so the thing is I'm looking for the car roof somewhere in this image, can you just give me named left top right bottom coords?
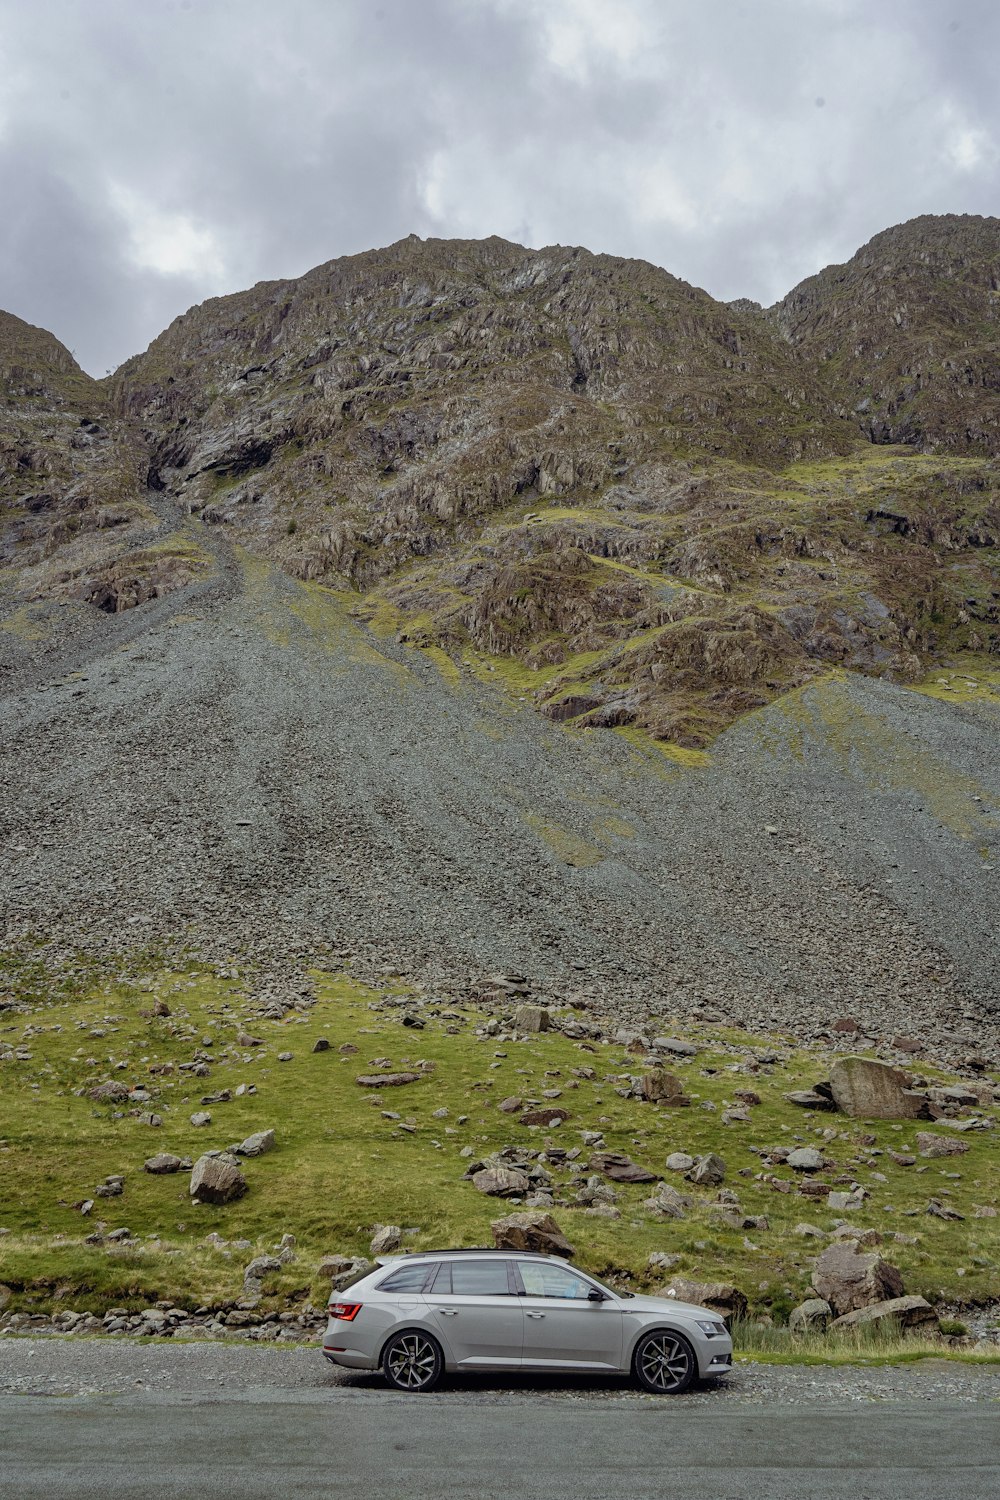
left=377, top=1249, right=571, bottom=1266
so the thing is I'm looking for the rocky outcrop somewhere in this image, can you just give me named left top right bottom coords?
left=811, top=1244, right=905, bottom=1317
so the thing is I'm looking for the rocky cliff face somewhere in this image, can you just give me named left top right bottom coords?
left=2, top=219, right=998, bottom=744
left=1, top=221, right=998, bottom=1032
left=775, top=213, right=1000, bottom=454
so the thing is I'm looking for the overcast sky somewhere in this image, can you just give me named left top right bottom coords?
left=1, top=0, right=997, bottom=374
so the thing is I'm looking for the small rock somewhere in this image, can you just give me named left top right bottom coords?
left=143, top=1154, right=187, bottom=1175
left=190, top=1111, right=212, bottom=1128
left=312, top=1038, right=331, bottom=1053
left=665, top=1152, right=695, bottom=1172
left=355, top=1072, right=421, bottom=1088
left=237, top=1129, right=276, bottom=1157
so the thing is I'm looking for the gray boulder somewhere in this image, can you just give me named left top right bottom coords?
left=789, top=1298, right=832, bottom=1333
left=643, top=1185, right=690, bottom=1220
left=916, top=1132, right=969, bottom=1159
left=473, top=1166, right=530, bottom=1197
left=812, top=1243, right=905, bottom=1317
left=787, top=1148, right=825, bottom=1171
left=686, top=1153, right=726, bottom=1187
left=831, top=1296, right=938, bottom=1333
left=189, top=1153, right=247, bottom=1205
left=237, top=1129, right=276, bottom=1157
left=665, top=1152, right=695, bottom=1172
left=143, top=1153, right=188, bottom=1174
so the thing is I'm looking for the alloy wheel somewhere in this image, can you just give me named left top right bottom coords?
left=384, top=1332, right=441, bottom=1392
left=635, top=1331, right=695, bottom=1394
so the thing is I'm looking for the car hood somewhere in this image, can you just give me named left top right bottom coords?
left=614, top=1295, right=717, bottom=1321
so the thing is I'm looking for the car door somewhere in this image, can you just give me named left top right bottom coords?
left=422, top=1258, right=524, bottom=1368
left=515, top=1261, right=623, bottom=1369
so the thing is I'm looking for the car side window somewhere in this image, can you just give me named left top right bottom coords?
left=376, top=1262, right=436, bottom=1293
left=518, top=1263, right=594, bottom=1299
left=435, top=1260, right=512, bottom=1296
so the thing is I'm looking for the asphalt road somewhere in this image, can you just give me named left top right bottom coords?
left=3, top=1384, right=999, bottom=1500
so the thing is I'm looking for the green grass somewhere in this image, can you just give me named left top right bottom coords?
left=730, top=1317, right=997, bottom=1366
left=1, top=962, right=998, bottom=1338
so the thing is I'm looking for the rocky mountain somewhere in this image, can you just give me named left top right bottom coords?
left=1, top=216, right=998, bottom=1045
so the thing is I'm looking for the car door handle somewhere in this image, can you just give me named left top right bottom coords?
left=525, top=1311, right=546, bottom=1319
left=436, top=1307, right=458, bottom=1316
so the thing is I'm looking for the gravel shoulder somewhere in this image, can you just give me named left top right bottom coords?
left=1, top=1334, right=999, bottom=1407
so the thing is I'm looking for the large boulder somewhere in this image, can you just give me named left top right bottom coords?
left=472, top=1166, right=530, bottom=1197
left=491, top=1211, right=574, bottom=1257
left=830, top=1296, right=938, bottom=1333
left=640, top=1070, right=690, bottom=1106
left=663, top=1277, right=747, bottom=1324
left=189, top=1152, right=247, bottom=1205
left=812, top=1243, right=905, bottom=1317
left=515, top=1004, right=550, bottom=1033
left=829, top=1058, right=927, bottom=1119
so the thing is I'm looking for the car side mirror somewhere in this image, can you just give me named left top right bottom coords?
left=587, top=1289, right=607, bottom=1302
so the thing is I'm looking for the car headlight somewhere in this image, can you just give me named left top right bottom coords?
left=696, top=1319, right=727, bottom=1338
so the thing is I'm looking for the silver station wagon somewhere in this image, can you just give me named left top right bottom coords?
left=322, top=1249, right=733, bottom=1393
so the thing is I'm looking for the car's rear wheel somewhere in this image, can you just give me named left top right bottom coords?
left=632, top=1329, right=697, bottom=1395
left=381, top=1330, right=444, bottom=1393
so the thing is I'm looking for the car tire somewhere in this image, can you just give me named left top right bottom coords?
left=631, top=1328, right=697, bottom=1395
left=381, top=1329, right=444, bottom=1393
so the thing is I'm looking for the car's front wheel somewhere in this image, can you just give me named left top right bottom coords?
left=381, top=1330, right=444, bottom=1393
left=632, top=1329, right=697, bottom=1395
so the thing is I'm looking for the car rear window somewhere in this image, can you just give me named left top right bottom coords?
left=433, top=1259, right=512, bottom=1296
left=376, top=1262, right=436, bottom=1293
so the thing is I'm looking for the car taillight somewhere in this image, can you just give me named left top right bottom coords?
left=328, top=1301, right=362, bottom=1321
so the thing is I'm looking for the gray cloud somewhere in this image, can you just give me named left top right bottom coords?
left=0, top=0, right=997, bottom=373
